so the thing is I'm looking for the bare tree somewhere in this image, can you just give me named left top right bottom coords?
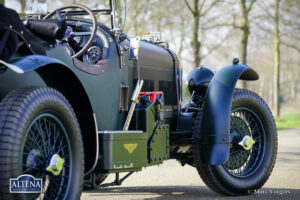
left=256, top=0, right=300, bottom=117
left=124, top=1, right=150, bottom=36
left=280, top=1, right=300, bottom=52
left=18, top=0, right=26, bottom=13
left=273, top=0, right=281, bottom=118
left=238, top=0, right=256, bottom=88
left=184, top=0, right=220, bottom=68
left=149, top=0, right=189, bottom=59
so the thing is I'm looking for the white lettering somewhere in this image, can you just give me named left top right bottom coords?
left=30, top=181, right=35, bottom=187
left=11, top=181, right=17, bottom=188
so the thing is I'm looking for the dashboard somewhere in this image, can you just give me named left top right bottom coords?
left=64, top=21, right=110, bottom=65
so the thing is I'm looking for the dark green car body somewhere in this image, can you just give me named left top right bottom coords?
left=0, top=18, right=182, bottom=174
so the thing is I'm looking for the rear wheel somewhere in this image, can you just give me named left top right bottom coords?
left=0, top=87, right=84, bottom=200
left=193, top=89, right=277, bottom=195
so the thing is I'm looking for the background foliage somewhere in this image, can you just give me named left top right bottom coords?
left=2, top=0, right=300, bottom=127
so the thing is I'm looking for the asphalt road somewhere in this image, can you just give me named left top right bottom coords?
left=81, top=128, right=300, bottom=200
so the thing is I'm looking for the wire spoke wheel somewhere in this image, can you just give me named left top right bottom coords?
left=0, top=87, right=84, bottom=200
left=223, top=108, right=265, bottom=178
left=21, top=114, right=72, bottom=200
left=193, top=89, right=277, bottom=196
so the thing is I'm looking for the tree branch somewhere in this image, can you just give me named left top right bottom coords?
left=254, top=21, right=272, bottom=33
left=232, top=14, right=242, bottom=29
left=257, top=2, right=274, bottom=19
left=199, top=0, right=206, bottom=15
left=249, top=14, right=270, bottom=23
left=281, top=33, right=300, bottom=41
left=201, top=0, right=220, bottom=17
left=201, top=29, right=234, bottom=60
left=202, top=22, right=236, bottom=30
left=184, top=0, right=196, bottom=15
left=247, top=0, right=257, bottom=13
left=282, top=42, right=300, bottom=52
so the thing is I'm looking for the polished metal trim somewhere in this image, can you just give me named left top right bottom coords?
left=84, top=113, right=100, bottom=177
left=123, top=79, right=144, bottom=131
left=98, top=130, right=143, bottom=134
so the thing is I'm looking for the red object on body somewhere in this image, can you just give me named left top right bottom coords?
left=139, top=92, right=163, bottom=101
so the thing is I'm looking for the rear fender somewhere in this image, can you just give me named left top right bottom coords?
left=200, top=64, right=258, bottom=165
left=0, top=55, right=68, bottom=73
left=0, top=55, right=99, bottom=176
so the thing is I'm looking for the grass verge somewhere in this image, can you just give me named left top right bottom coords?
left=276, top=113, right=300, bottom=130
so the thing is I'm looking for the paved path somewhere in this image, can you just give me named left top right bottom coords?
left=81, top=128, right=300, bottom=200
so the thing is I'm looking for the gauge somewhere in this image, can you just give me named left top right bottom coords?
left=83, top=46, right=103, bottom=64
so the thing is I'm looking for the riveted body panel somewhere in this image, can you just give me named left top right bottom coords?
left=98, top=131, right=148, bottom=173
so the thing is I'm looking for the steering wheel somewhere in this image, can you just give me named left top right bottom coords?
left=43, top=5, right=98, bottom=59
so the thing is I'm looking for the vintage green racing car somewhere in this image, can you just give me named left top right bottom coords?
left=0, top=0, right=277, bottom=199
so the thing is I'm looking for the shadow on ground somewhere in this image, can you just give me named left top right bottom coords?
left=83, top=186, right=300, bottom=200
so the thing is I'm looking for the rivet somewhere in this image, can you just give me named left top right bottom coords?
left=20, top=31, right=23, bottom=34
left=28, top=44, right=31, bottom=48
left=9, top=25, right=12, bottom=28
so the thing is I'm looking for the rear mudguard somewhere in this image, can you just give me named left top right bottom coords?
left=200, top=64, right=258, bottom=165
left=0, top=55, right=68, bottom=73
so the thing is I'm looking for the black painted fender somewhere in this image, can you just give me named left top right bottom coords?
left=0, top=55, right=68, bottom=73
left=200, top=64, right=259, bottom=165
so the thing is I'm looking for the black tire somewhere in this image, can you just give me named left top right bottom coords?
left=193, top=89, right=277, bottom=196
left=0, top=87, right=84, bottom=200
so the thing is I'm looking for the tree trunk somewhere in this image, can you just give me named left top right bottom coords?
left=132, top=2, right=140, bottom=35
left=178, top=17, right=186, bottom=58
left=192, top=0, right=201, bottom=68
left=19, top=0, right=26, bottom=13
left=273, top=0, right=281, bottom=118
left=240, top=0, right=250, bottom=88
